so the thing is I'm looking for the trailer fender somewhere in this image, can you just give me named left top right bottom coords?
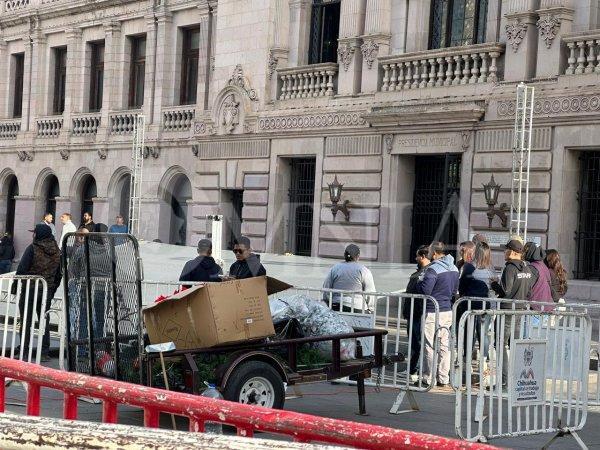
left=218, top=351, right=289, bottom=391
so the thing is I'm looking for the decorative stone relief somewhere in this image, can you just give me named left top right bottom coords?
left=326, top=136, right=382, bottom=156
left=497, top=94, right=600, bottom=117
left=143, top=146, right=160, bottom=159
left=243, top=122, right=255, bottom=134
left=259, top=112, right=367, bottom=131
left=337, top=43, right=355, bottom=72
left=505, top=19, right=527, bottom=52
left=360, top=40, right=379, bottom=70
left=228, top=64, right=257, bottom=101
left=194, top=121, right=206, bottom=135
left=461, top=131, right=471, bottom=151
left=537, top=14, right=561, bottom=49
left=221, top=94, right=240, bottom=134
left=191, top=144, right=199, bottom=157
left=210, top=56, right=215, bottom=73
left=97, top=148, right=108, bottom=160
left=268, top=50, right=278, bottom=80
left=383, top=134, right=394, bottom=154
left=17, top=150, right=33, bottom=161
left=60, top=149, right=69, bottom=160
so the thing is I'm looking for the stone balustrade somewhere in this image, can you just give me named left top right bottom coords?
left=72, top=113, right=101, bottom=136
left=2, top=0, right=30, bottom=12
left=277, top=63, right=338, bottom=100
left=109, top=110, right=141, bottom=135
left=162, top=106, right=195, bottom=132
left=0, top=120, right=20, bottom=140
left=36, top=117, right=63, bottom=138
left=379, top=43, right=505, bottom=92
left=563, top=31, right=600, bottom=75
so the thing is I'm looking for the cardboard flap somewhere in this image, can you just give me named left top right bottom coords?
left=265, top=276, right=293, bottom=295
left=142, top=283, right=207, bottom=312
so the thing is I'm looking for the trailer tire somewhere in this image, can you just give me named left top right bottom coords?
left=223, top=360, right=285, bottom=409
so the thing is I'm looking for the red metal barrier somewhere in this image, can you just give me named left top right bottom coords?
left=0, top=358, right=494, bottom=449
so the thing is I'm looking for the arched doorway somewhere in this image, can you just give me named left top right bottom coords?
left=116, top=174, right=131, bottom=223
left=43, top=174, right=59, bottom=219
left=80, top=175, right=97, bottom=223
left=4, top=175, right=18, bottom=236
left=161, top=174, right=192, bottom=246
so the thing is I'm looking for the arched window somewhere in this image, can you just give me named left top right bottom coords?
left=44, top=175, right=60, bottom=219
left=429, top=0, right=488, bottom=49
left=5, top=176, right=18, bottom=236
left=309, top=0, right=341, bottom=64
left=81, top=175, right=97, bottom=222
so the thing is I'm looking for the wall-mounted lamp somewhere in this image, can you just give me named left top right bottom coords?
left=328, top=175, right=350, bottom=221
left=483, top=175, right=509, bottom=228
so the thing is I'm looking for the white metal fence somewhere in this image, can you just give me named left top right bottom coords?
left=0, top=276, right=49, bottom=366
left=453, top=305, right=591, bottom=448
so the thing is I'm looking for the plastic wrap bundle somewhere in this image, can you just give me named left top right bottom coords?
left=270, top=294, right=355, bottom=361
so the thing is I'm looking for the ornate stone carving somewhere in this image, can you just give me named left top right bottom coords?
left=505, top=19, right=527, bottom=52
left=337, top=43, right=355, bottom=71
left=17, top=150, right=33, bottom=161
left=221, top=94, right=240, bottom=134
left=268, top=50, right=278, bottom=80
left=361, top=40, right=379, bottom=70
left=210, top=56, right=215, bottom=73
left=243, top=123, right=255, bottom=134
left=191, top=144, right=199, bottom=157
left=383, top=134, right=394, bottom=154
left=143, top=146, right=160, bottom=159
left=228, top=64, right=257, bottom=101
left=194, top=121, right=206, bottom=135
left=461, top=131, right=471, bottom=151
left=537, top=14, right=561, bottom=49
left=97, top=148, right=108, bottom=160
left=60, top=148, right=69, bottom=160
left=259, top=112, right=367, bottom=131
left=497, top=94, right=600, bottom=117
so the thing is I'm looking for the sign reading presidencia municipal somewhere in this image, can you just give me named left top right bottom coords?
left=510, top=340, right=547, bottom=406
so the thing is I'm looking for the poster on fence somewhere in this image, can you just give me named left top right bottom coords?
left=509, top=340, right=547, bottom=406
left=542, top=326, right=584, bottom=382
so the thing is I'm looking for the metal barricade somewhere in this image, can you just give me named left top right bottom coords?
left=0, top=276, right=48, bottom=366
left=454, top=308, right=591, bottom=448
left=275, top=286, right=441, bottom=414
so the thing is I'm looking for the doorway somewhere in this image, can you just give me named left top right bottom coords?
left=288, top=158, right=316, bottom=256
left=410, top=154, right=461, bottom=259
left=167, top=175, right=192, bottom=245
left=44, top=175, right=60, bottom=219
left=4, top=175, right=18, bottom=236
left=223, top=189, right=243, bottom=250
left=80, top=175, right=97, bottom=224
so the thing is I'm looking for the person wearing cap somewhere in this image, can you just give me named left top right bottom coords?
left=16, top=224, right=62, bottom=361
left=180, top=239, right=223, bottom=283
left=415, top=241, right=459, bottom=388
left=229, top=236, right=266, bottom=280
left=322, top=244, right=376, bottom=313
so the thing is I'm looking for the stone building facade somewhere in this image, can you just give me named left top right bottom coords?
left=0, top=0, right=599, bottom=294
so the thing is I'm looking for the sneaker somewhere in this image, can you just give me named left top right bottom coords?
left=409, top=373, right=419, bottom=383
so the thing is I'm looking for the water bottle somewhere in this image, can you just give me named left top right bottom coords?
left=201, top=382, right=223, bottom=434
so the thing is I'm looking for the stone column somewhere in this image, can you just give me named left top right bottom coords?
left=0, top=38, right=8, bottom=118
left=63, top=28, right=83, bottom=132
left=196, top=5, right=211, bottom=112
left=207, top=1, right=218, bottom=108
left=337, top=0, right=366, bottom=96
left=150, top=9, right=173, bottom=133
left=143, top=14, right=157, bottom=124
left=92, top=197, right=109, bottom=226
left=361, top=0, right=391, bottom=93
left=288, top=0, right=311, bottom=66
left=21, top=37, right=34, bottom=132
left=139, top=198, right=161, bottom=242
left=101, top=22, right=122, bottom=137
left=54, top=196, right=73, bottom=241
left=12, top=195, right=36, bottom=258
left=405, top=0, right=431, bottom=52
left=503, top=1, right=540, bottom=81
left=535, top=2, right=574, bottom=77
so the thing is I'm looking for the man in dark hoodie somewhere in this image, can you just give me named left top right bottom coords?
left=0, top=233, right=15, bottom=274
left=229, top=236, right=266, bottom=279
left=16, top=224, right=62, bottom=361
left=416, top=241, right=459, bottom=388
left=180, top=239, right=223, bottom=283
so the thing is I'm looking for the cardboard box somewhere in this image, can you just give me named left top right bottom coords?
left=143, top=276, right=292, bottom=350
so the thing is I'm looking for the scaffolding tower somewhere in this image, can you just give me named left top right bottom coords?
left=510, top=83, right=535, bottom=242
left=128, top=115, right=145, bottom=237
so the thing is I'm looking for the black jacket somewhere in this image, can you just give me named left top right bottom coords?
left=229, top=254, right=266, bottom=280
left=179, top=256, right=223, bottom=283
left=16, top=238, right=62, bottom=292
left=402, top=265, right=427, bottom=320
left=491, top=259, right=537, bottom=307
left=0, top=236, right=15, bottom=261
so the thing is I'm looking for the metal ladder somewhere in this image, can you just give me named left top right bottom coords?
left=128, top=115, right=145, bottom=237
left=510, top=83, right=535, bottom=242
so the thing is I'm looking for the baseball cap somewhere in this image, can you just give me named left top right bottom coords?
left=504, top=239, right=524, bottom=253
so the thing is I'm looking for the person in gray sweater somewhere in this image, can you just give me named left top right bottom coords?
left=322, top=244, right=376, bottom=313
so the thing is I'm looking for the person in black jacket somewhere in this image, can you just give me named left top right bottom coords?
left=0, top=233, right=15, bottom=274
left=229, top=236, right=266, bottom=279
left=16, top=224, right=62, bottom=361
left=402, top=245, right=430, bottom=381
left=180, top=239, right=223, bottom=283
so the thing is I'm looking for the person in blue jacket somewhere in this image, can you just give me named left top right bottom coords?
left=416, top=241, right=459, bottom=388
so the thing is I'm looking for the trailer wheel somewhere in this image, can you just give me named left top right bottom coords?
left=223, top=360, right=285, bottom=409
